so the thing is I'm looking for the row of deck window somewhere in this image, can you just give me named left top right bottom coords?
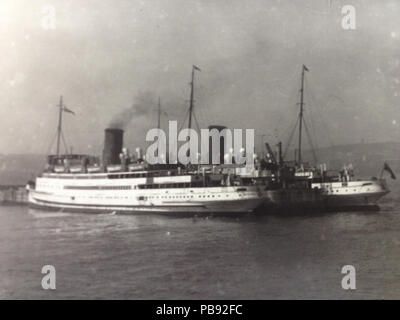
left=64, top=185, right=131, bottom=190
left=62, top=183, right=205, bottom=190
left=43, top=170, right=187, bottom=180
left=69, top=194, right=231, bottom=200
left=137, top=182, right=203, bottom=189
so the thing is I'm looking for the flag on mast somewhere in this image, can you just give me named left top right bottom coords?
left=193, top=65, right=201, bottom=71
left=383, top=162, right=396, bottom=179
left=63, top=106, right=75, bottom=115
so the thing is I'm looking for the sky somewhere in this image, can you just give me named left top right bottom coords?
left=0, top=0, right=399, bottom=156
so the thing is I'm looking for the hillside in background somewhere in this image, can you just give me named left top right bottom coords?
left=0, top=141, right=399, bottom=185
left=302, top=141, right=400, bottom=178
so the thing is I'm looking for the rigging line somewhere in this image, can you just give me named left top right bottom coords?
left=193, top=104, right=202, bottom=127
left=46, top=131, right=58, bottom=155
left=307, top=108, right=320, bottom=152
left=61, top=108, right=72, bottom=151
left=303, top=116, right=317, bottom=151
left=195, top=100, right=207, bottom=129
left=178, top=107, right=190, bottom=132
left=280, top=96, right=302, bottom=147
left=303, top=80, right=322, bottom=146
left=303, top=117, right=318, bottom=164
left=283, top=116, right=300, bottom=159
left=46, top=106, right=62, bottom=155
left=274, top=92, right=300, bottom=140
left=61, top=116, right=73, bottom=153
left=282, top=66, right=313, bottom=160
left=312, top=96, right=335, bottom=148
left=169, top=102, right=190, bottom=155
left=279, top=88, right=302, bottom=148
left=305, top=76, right=335, bottom=147
left=302, top=84, right=320, bottom=152
left=287, top=73, right=303, bottom=105
left=192, top=111, right=201, bottom=132
left=281, top=109, right=300, bottom=142
left=60, top=130, right=69, bottom=154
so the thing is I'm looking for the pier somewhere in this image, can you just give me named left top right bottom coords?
left=0, top=185, right=28, bottom=205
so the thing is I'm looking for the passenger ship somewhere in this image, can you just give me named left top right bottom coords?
left=28, top=93, right=264, bottom=215
left=28, top=167, right=264, bottom=215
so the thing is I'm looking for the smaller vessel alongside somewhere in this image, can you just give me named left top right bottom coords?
left=243, top=144, right=391, bottom=213
left=302, top=166, right=390, bottom=210
left=254, top=65, right=392, bottom=212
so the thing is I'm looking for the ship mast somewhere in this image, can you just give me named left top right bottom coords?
left=156, top=97, right=161, bottom=157
left=55, top=95, right=75, bottom=156
left=56, top=95, right=64, bottom=156
left=188, top=65, right=201, bottom=131
left=297, top=65, right=308, bottom=164
left=157, top=97, right=161, bottom=131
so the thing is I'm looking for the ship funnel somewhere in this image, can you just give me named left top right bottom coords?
left=103, top=128, right=124, bottom=166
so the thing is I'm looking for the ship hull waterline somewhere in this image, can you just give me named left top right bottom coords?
left=257, top=189, right=389, bottom=214
left=28, top=191, right=264, bottom=216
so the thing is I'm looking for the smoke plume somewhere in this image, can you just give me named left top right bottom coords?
left=109, top=91, right=156, bottom=129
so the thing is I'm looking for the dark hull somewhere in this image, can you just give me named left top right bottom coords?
left=259, top=189, right=387, bottom=214
left=322, top=191, right=389, bottom=208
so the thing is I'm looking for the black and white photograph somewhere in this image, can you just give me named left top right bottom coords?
left=0, top=0, right=400, bottom=304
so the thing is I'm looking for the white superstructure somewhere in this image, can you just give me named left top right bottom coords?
left=311, top=179, right=389, bottom=207
left=28, top=170, right=264, bottom=215
left=293, top=170, right=390, bottom=208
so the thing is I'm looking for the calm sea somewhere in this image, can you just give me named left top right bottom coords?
left=1, top=181, right=400, bottom=299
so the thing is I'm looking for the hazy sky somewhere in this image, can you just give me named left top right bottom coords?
left=1, top=0, right=399, bottom=155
